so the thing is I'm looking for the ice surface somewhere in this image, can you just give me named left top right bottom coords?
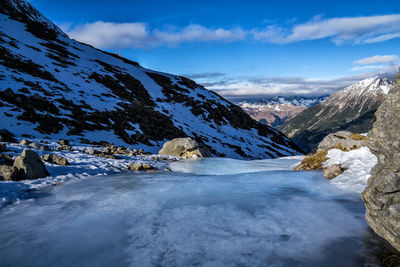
left=0, top=157, right=389, bottom=266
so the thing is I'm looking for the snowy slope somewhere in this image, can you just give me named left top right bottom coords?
left=0, top=0, right=301, bottom=159
left=280, top=77, right=392, bottom=153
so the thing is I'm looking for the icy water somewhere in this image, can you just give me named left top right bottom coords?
left=0, top=157, right=391, bottom=266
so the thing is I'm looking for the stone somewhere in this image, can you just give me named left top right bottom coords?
left=323, top=164, right=344, bottom=179
left=58, top=139, right=70, bottom=146
left=41, top=154, right=70, bottom=166
left=0, top=143, right=6, bottom=152
left=28, top=142, right=49, bottom=150
left=0, top=129, right=17, bottom=143
left=362, top=72, right=400, bottom=251
left=19, top=139, right=32, bottom=146
left=158, top=137, right=210, bottom=158
left=0, top=154, right=14, bottom=166
left=317, top=131, right=367, bottom=152
left=85, top=148, right=96, bottom=155
left=54, top=145, right=73, bottom=151
left=13, top=149, right=49, bottom=180
left=128, top=163, right=155, bottom=171
left=0, top=165, right=18, bottom=181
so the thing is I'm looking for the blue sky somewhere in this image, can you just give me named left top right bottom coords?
left=31, top=0, right=400, bottom=97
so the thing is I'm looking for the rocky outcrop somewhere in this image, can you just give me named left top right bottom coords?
left=41, top=154, right=69, bottom=166
left=13, top=149, right=49, bottom=180
left=158, top=138, right=211, bottom=158
left=362, top=72, right=400, bottom=251
left=317, top=131, right=367, bottom=152
left=0, top=129, right=16, bottom=143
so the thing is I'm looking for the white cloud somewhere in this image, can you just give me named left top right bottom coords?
left=353, top=55, right=399, bottom=65
left=252, top=14, right=400, bottom=45
left=66, top=21, right=246, bottom=49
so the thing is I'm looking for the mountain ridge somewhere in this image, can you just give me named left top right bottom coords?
left=280, top=77, right=392, bottom=153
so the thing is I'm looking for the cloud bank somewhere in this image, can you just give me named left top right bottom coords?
left=64, top=14, right=400, bottom=49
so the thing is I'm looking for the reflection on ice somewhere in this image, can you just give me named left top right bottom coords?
left=0, top=157, right=393, bottom=266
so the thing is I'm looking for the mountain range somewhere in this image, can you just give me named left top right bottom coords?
left=0, top=0, right=302, bottom=159
left=280, top=77, right=392, bottom=153
left=238, top=95, right=328, bottom=128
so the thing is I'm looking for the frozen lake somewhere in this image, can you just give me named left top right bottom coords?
left=0, top=157, right=392, bottom=266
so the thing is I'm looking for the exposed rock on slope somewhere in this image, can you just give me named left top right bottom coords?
left=0, top=0, right=301, bottom=159
left=280, top=77, right=392, bottom=153
left=362, top=72, right=400, bottom=251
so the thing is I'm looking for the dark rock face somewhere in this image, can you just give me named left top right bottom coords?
left=362, top=73, right=400, bottom=251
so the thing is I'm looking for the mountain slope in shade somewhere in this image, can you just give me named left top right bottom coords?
left=0, top=0, right=301, bottom=159
left=280, top=77, right=393, bottom=153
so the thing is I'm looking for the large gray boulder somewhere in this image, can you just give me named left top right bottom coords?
left=158, top=137, right=211, bottom=158
left=13, top=149, right=49, bottom=180
left=362, top=72, right=400, bottom=251
left=317, top=131, right=366, bottom=152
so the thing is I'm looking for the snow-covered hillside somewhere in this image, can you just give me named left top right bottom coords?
left=0, top=0, right=301, bottom=159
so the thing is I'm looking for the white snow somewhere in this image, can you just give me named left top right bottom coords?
left=323, top=147, right=377, bottom=193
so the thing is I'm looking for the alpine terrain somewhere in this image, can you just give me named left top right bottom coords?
left=280, top=77, right=392, bottom=153
left=238, top=95, right=328, bottom=128
left=0, top=0, right=301, bottom=159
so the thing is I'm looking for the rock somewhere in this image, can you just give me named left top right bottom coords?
left=158, top=137, right=211, bottom=158
left=19, top=139, right=32, bottom=146
left=58, top=139, right=70, bottom=146
left=0, top=129, right=17, bottom=143
left=28, top=142, right=49, bottom=151
left=317, top=131, right=367, bottom=152
left=323, top=164, right=344, bottom=179
left=128, top=163, right=155, bottom=171
left=54, top=145, right=73, bottom=151
left=41, top=154, right=70, bottom=166
left=13, top=149, right=49, bottom=180
left=0, top=143, right=6, bottom=152
left=0, top=165, right=18, bottom=181
left=362, top=72, right=400, bottom=251
left=85, top=148, right=96, bottom=155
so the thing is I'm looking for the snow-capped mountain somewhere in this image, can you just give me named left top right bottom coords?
left=0, top=0, right=301, bottom=159
left=237, top=95, right=328, bottom=128
left=280, top=77, right=393, bottom=153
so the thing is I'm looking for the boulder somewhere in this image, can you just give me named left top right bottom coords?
left=54, top=145, right=73, bottom=151
left=128, top=163, right=155, bottom=171
left=0, top=165, right=18, bottom=181
left=0, top=154, right=14, bottom=166
left=84, top=148, right=96, bottom=155
left=19, top=139, right=32, bottom=146
left=323, top=164, right=344, bottom=179
left=58, top=139, right=70, bottom=146
left=317, top=131, right=367, bottom=152
left=362, top=72, right=400, bottom=251
left=0, top=129, right=17, bottom=143
left=41, top=154, right=70, bottom=166
left=158, top=137, right=210, bottom=158
left=28, top=142, right=49, bottom=151
left=13, top=149, right=49, bottom=180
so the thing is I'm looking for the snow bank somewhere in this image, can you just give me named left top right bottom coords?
left=0, top=141, right=173, bottom=206
left=323, top=147, right=377, bottom=193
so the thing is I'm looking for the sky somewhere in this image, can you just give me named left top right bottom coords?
left=30, top=0, right=400, bottom=98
